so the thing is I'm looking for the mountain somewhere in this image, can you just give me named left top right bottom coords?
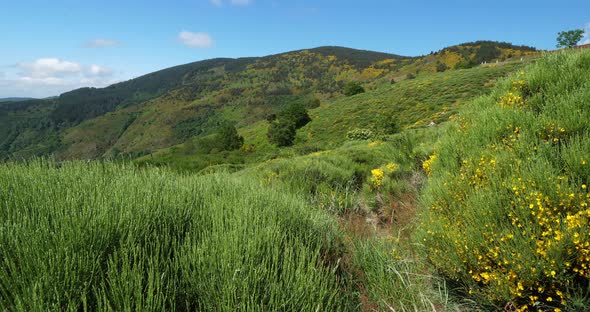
left=0, top=42, right=538, bottom=162
left=0, top=97, right=36, bottom=103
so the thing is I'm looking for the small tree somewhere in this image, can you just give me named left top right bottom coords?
left=267, top=121, right=296, bottom=147
left=344, top=82, right=365, bottom=96
left=279, top=102, right=311, bottom=128
left=217, top=124, right=244, bottom=151
left=557, top=29, right=584, bottom=48
left=266, top=102, right=311, bottom=147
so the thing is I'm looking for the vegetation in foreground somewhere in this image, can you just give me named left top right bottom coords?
left=418, top=50, right=590, bottom=310
left=0, top=160, right=355, bottom=310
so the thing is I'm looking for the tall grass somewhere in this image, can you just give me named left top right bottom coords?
left=0, top=159, right=356, bottom=311
left=350, top=238, right=454, bottom=311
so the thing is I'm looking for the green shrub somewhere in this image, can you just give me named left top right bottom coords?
left=454, top=59, right=476, bottom=69
left=279, top=102, right=311, bottom=129
left=267, top=102, right=312, bottom=147
left=417, top=50, right=590, bottom=310
left=436, top=61, right=449, bottom=72
left=216, top=124, right=244, bottom=151
left=267, top=120, right=296, bottom=146
left=343, top=81, right=365, bottom=96
left=347, top=128, right=374, bottom=141
left=375, top=113, right=400, bottom=135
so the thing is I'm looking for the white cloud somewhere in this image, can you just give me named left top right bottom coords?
left=1, top=58, right=117, bottom=98
left=210, top=0, right=252, bottom=6
left=582, top=23, right=590, bottom=45
left=18, top=58, right=82, bottom=78
left=88, top=64, right=113, bottom=76
left=178, top=31, right=213, bottom=48
left=86, top=38, right=120, bottom=48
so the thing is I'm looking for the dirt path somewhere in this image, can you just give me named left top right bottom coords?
left=337, top=185, right=423, bottom=312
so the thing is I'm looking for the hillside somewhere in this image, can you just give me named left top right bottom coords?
left=418, top=49, right=590, bottom=310
left=9, top=33, right=590, bottom=310
left=138, top=60, right=527, bottom=172
left=4, top=49, right=589, bottom=311
left=0, top=42, right=537, bottom=162
left=0, top=97, right=36, bottom=103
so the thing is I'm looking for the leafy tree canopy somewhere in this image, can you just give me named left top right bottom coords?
left=343, top=82, right=365, bottom=96
left=557, top=29, right=585, bottom=48
left=267, top=102, right=312, bottom=147
left=267, top=121, right=296, bottom=147
left=216, top=124, right=244, bottom=151
left=279, top=102, right=312, bottom=129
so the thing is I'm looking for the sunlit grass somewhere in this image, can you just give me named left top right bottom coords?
left=0, top=159, right=356, bottom=311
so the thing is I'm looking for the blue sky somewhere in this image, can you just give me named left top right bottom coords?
left=1, top=0, right=589, bottom=98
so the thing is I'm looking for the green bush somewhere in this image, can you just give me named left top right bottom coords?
left=216, top=124, right=244, bottom=151
left=279, top=102, right=311, bottom=129
left=267, top=102, right=311, bottom=147
left=436, top=61, right=449, bottom=72
left=454, top=59, right=476, bottom=69
left=343, top=82, right=365, bottom=96
left=346, top=128, right=374, bottom=141
left=375, top=113, right=400, bottom=135
left=267, top=120, right=296, bottom=146
left=417, top=50, right=590, bottom=310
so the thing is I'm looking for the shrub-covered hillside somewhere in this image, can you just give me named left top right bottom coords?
left=0, top=42, right=538, bottom=163
left=137, top=60, right=527, bottom=172
left=418, top=49, right=590, bottom=310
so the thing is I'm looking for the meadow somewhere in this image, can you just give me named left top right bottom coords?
left=0, top=160, right=355, bottom=311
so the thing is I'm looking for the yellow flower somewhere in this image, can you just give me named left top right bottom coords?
left=386, top=163, right=398, bottom=172
left=371, top=168, right=384, bottom=188
left=423, top=154, right=437, bottom=176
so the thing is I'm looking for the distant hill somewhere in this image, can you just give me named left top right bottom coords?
left=0, top=42, right=540, bottom=162
left=0, top=97, right=36, bottom=103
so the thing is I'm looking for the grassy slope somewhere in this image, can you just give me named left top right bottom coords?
left=418, top=49, right=590, bottom=310
left=139, top=60, right=528, bottom=172
left=301, top=61, right=526, bottom=146
left=0, top=160, right=356, bottom=311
